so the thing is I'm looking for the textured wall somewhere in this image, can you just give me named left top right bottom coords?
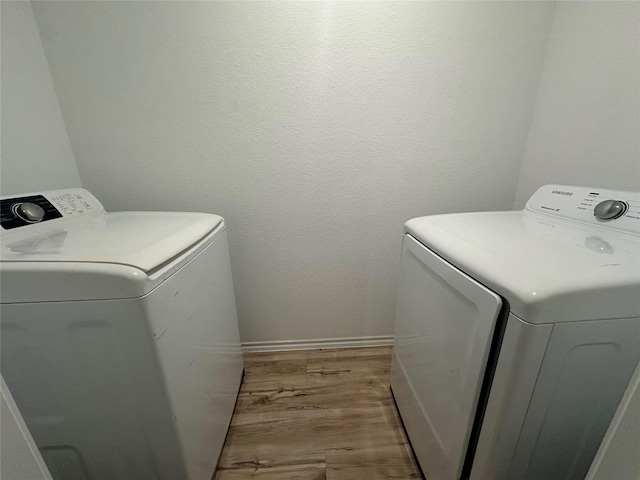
left=514, top=1, right=640, bottom=208
left=0, top=1, right=80, bottom=196
left=33, top=1, right=554, bottom=343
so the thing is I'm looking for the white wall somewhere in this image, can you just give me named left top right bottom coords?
left=514, top=1, right=640, bottom=208
left=0, top=1, right=80, bottom=196
left=32, top=1, right=555, bottom=344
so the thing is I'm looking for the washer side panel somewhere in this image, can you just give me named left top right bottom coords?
left=0, top=298, right=187, bottom=480
left=145, top=229, right=244, bottom=480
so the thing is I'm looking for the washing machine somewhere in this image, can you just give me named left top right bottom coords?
left=0, top=188, right=244, bottom=480
left=390, top=184, right=640, bottom=480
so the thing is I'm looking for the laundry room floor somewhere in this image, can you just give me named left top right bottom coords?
left=215, top=346, right=423, bottom=479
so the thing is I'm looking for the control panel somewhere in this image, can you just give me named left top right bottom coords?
left=0, top=188, right=104, bottom=231
left=526, top=184, right=640, bottom=235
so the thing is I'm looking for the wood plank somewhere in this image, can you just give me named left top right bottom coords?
left=216, top=463, right=327, bottom=480
left=242, top=346, right=392, bottom=363
left=215, top=347, right=423, bottom=479
left=325, top=444, right=421, bottom=480
left=326, top=465, right=421, bottom=480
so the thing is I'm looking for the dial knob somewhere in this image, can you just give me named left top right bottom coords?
left=594, top=199, right=627, bottom=221
left=13, top=202, right=45, bottom=223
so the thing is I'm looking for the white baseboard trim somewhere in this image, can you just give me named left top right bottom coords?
left=241, top=335, right=394, bottom=353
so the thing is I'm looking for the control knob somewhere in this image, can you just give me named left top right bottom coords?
left=12, top=202, right=45, bottom=223
left=594, top=199, right=627, bottom=221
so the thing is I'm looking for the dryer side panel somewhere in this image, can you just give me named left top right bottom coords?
left=509, top=316, right=640, bottom=480
left=470, top=314, right=552, bottom=480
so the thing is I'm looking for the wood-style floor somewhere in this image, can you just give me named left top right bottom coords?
left=215, top=346, right=423, bottom=480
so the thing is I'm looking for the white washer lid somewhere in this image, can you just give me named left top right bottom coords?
left=405, top=210, right=640, bottom=324
left=1, top=211, right=222, bottom=273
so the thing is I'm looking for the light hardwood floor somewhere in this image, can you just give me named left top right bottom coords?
left=215, top=346, right=423, bottom=480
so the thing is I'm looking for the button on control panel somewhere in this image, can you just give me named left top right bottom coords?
left=526, top=185, right=640, bottom=235
left=49, top=192, right=97, bottom=217
left=0, top=188, right=104, bottom=231
left=1, top=195, right=62, bottom=229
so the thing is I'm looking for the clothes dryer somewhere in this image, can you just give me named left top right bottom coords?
left=0, top=188, right=243, bottom=480
left=391, top=184, right=640, bottom=480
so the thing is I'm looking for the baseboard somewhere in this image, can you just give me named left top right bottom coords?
left=241, top=335, right=394, bottom=353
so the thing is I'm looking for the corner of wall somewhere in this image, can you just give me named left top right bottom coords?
left=511, top=1, right=558, bottom=210
left=0, top=0, right=82, bottom=196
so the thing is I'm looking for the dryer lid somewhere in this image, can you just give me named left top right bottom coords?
left=0, top=211, right=223, bottom=273
left=405, top=210, right=640, bottom=324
